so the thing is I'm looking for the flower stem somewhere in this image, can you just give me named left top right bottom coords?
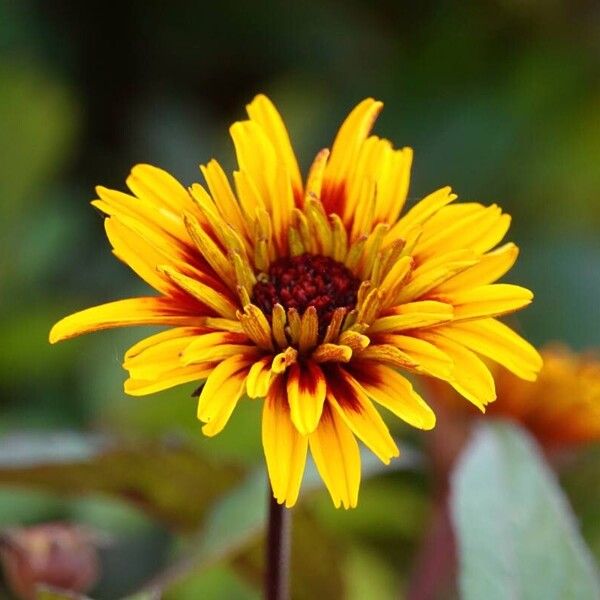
left=265, top=489, right=291, bottom=600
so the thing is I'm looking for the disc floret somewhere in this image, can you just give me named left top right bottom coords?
left=252, top=253, right=361, bottom=337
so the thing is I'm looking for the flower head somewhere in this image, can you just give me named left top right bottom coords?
left=488, top=345, right=600, bottom=447
left=50, top=95, right=541, bottom=507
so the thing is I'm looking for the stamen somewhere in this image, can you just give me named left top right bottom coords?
left=252, top=253, right=361, bottom=335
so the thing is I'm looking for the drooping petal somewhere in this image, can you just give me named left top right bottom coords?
left=262, top=376, right=308, bottom=507
left=121, top=327, right=216, bottom=396
left=286, top=361, right=327, bottom=434
left=350, top=361, right=436, bottom=430
left=49, top=297, right=201, bottom=343
left=374, top=334, right=453, bottom=380
left=433, top=319, right=543, bottom=381
left=197, top=354, right=256, bottom=436
left=325, top=366, right=399, bottom=464
left=309, top=403, right=360, bottom=509
left=418, top=331, right=496, bottom=410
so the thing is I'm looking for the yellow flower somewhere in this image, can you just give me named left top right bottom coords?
left=489, top=345, right=600, bottom=447
left=50, top=95, right=541, bottom=508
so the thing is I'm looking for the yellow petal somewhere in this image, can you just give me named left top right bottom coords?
left=183, top=213, right=236, bottom=290
left=375, top=334, right=453, bottom=380
left=309, top=403, right=360, bottom=509
left=104, top=217, right=172, bottom=294
left=379, top=255, right=414, bottom=307
left=415, top=203, right=510, bottom=260
left=271, top=346, right=298, bottom=374
left=349, top=361, right=436, bottom=430
left=237, top=304, right=274, bottom=351
left=181, top=331, right=254, bottom=365
left=418, top=331, right=496, bottom=410
left=125, top=363, right=214, bottom=396
left=312, top=343, right=353, bottom=364
left=158, top=266, right=238, bottom=319
left=197, top=316, right=244, bottom=333
left=96, top=165, right=194, bottom=243
left=369, top=301, right=453, bottom=333
left=286, top=361, right=327, bottom=434
left=197, top=354, right=253, bottom=436
left=298, top=306, right=319, bottom=353
left=125, top=326, right=202, bottom=360
left=200, top=159, right=250, bottom=239
left=321, top=98, right=383, bottom=217
left=271, top=304, right=289, bottom=349
left=356, top=344, right=418, bottom=370
left=376, top=146, right=413, bottom=224
left=386, top=186, right=456, bottom=245
left=270, top=162, right=295, bottom=255
left=246, top=94, right=303, bottom=202
left=126, top=163, right=197, bottom=214
left=435, top=319, right=542, bottom=381
left=262, top=376, right=308, bottom=507
left=305, top=148, right=330, bottom=205
left=442, top=284, right=533, bottom=321
left=435, top=242, right=519, bottom=293
left=123, top=328, right=202, bottom=379
left=338, top=331, right=370, bottom=353
left=326, top=366, right=399, bottom=464
left=94, top=205, right=198, bottom=277
left=230, top=120, right=276, bottom=209
left=49, top=297, right=199, bottom=344
left=246, top=356, right=273, bottom=398
left=394, top=251, right=477, bottom=303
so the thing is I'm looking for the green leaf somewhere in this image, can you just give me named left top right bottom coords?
left=451, top=422, right=600, bottom=600
left=0, top=433, right=240, bottom=531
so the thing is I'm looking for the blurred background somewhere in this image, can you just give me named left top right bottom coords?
left=1, top=1, right=599, bottom=598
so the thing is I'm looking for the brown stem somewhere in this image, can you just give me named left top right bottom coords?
left=265, top=489, right=291, bottom=600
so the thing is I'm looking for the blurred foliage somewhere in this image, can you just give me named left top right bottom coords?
left=451, top=423, right=600, bottom=599
left=1, top=0, right=599, bottom=597
left=0, top=433, right=241, bottom=531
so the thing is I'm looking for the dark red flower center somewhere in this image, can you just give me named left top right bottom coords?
left=252, top=253, right=360, bottom=333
